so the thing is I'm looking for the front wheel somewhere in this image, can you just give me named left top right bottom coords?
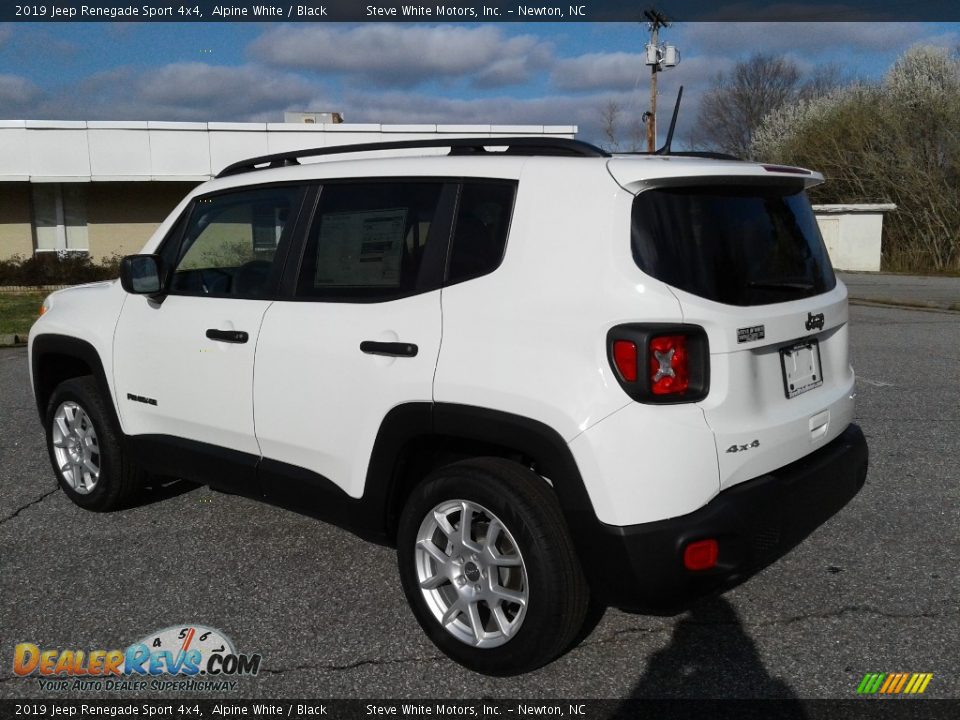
left=45, top=376, right=144, bottom=511
left=397, top=458, right=589, bottom=675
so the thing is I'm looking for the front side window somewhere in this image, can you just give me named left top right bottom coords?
left=296, top=182, right=445, bottom=301
left=631, top=183, right=836, bottom=306
left=168, top=185, right=303, bottom=298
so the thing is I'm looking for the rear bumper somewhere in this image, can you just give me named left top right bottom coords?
left=591, top=423, right=868, bottom=611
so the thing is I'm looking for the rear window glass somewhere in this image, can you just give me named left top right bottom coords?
left=631, top=184, right=836, bottom=306
left=447, top=181, right=515, bottom=284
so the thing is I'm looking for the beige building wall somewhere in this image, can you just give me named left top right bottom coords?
left=0, top=183, right=35, bottom=258
left=86, top=182, right=199, bottom=261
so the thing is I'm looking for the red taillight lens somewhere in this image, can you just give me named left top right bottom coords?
left=683, top=539, right=718, bottom=571
left=612, top=340, right=638, bottom=382
left=649, top=334, right=689, bottom=395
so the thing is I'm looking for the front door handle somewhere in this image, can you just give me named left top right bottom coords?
left=360, top=341, right=418, bottom=357
left=206, top=329, right=249, bottom=344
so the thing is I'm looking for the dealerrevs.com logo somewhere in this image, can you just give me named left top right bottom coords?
left=13, top=625, right=261, bottom=692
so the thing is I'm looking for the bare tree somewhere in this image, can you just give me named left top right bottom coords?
left=798, top=63, right=844, bottom=101
left=692, top=54, right=813, bottom=158
left=600, top=100, right=622, bottom=152
left=599, top=100, right=648, bottom=153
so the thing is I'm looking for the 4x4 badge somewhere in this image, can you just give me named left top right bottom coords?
left=805, top=312, right=825, bottom=331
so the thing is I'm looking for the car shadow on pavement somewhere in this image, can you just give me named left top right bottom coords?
left=619, top=597, right=806, bottom=715
left=133, top=477, right=200, bottom=508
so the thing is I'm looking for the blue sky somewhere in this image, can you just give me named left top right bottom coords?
left=1, top=22, right=957, bottom=144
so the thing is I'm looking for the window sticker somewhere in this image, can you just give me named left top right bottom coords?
left=315, top=208, right=408, bottom=287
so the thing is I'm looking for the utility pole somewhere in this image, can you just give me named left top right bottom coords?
left=642, top=9, right=677, bottom=152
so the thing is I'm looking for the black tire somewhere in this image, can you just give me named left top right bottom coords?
left=45, top=376, right=145, bottom=512
left=397, top=457, right=589, bottom=675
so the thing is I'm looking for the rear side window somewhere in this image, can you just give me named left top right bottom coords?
left=447, top=182, right=516, bottom=284
left=297, top=182, right=444, bottom=301
left=631, top=184, right=836, bottom=306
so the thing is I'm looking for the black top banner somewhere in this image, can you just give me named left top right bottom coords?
left=4, top=0, right=960, bottom=22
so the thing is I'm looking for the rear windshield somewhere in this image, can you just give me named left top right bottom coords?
left=631, top=183, right=836, bottom=306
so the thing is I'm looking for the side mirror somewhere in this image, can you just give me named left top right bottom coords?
left=120, top=255, right=166, bottom=297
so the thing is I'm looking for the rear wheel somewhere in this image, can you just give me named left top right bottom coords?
left=45, top=377, right=144, bottom=511
left=397, top=457, right=589, bottom=675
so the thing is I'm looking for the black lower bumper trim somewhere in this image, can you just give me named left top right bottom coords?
left=593, top=424, right=868, bottom=611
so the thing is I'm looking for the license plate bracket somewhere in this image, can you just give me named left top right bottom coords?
left=780, top=339, right=823, bottom=399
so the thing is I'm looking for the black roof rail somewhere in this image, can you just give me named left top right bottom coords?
left=216, top=136, right=609, bottom=178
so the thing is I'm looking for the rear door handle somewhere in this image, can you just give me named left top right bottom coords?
left=360, top=341, right=418, bottom=358
left=206, top=329, right=249, bottom=344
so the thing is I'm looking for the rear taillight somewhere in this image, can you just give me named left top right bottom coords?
left=606, top=324, right=709, bottom=404
left=649, top=334, right=689, bottom=395
left=612, top=340, right=638, bottom=382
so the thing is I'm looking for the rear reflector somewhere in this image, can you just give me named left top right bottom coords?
left=612, top=340, right=638, bottom=382
left=683, top=539, right=719, bottom=571
left=649, top=334, right=689, bottom=395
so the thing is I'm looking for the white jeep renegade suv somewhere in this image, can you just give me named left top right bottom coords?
left=29, top=137, right=868, bottom=675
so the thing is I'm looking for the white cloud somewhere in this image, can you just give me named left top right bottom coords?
left=0, top=73, right=42, bottom=114
left=679, top=22, right=930, bottom=57
left=913, top=31, right=960, bottom=51
left=332, top=87, right=703, bottom=148
left=19, top=63, right=321, bottom=123
left=551, top=52, right=647, bottom=92
left=249, top=24, right=553, bottom=88
left=138, top=63, right=316, bottom=113
left=551, top=51, right=734, bottom=95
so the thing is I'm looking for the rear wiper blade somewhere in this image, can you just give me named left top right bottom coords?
left=747, top=280, right=815, bottom=291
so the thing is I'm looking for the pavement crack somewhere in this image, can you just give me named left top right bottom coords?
left=772, top=605, right=941, bottom=625
left=0, top=488, right=58, bottom=526
left=581, top=623, right=674, bottom=648
left=258, top=653, right=447, bottom=676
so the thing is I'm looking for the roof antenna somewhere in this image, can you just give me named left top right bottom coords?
left=656, top=85, right=683, bottom=155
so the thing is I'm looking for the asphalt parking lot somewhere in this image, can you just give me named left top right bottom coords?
left=0, top=302, right=957, bottom=701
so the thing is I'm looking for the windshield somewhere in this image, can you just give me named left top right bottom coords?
left=631, top=183, right=836, bottom=306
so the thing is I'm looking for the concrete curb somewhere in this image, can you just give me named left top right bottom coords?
left=0, top=334, right=26, bottom=347
left=848, top=296, right=960, bottom=313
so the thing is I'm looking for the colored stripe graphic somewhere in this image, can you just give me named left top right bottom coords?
left=879, top=674, right=897, bottom=693
left=909, top=674, right=934, bottom=694
left=893, top=673, right=910, bottom=693
left=860, top=673, right=886, bottom=694
left=904, top=674, right=920, bottom=694
left=857, top=672, right=933, bottom=695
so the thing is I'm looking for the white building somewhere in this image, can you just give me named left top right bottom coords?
left=0, top=120, right=577, bottom=261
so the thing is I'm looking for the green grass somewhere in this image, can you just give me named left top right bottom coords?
left=0, top=292, right=46, bottom=336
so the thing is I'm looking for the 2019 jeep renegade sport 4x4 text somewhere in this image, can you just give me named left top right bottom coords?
left=29, top=138, right=868, bottom=675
